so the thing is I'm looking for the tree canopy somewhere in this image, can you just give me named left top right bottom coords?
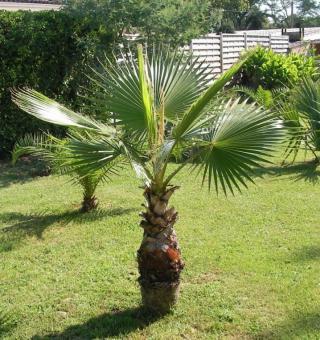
left=63, top=0, right=222, bottom=46
left=263, top=0, right=320, bottom=27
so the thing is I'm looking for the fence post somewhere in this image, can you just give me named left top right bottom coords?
left=269, top=33, right=272, bottom=49
left=220, top=33, right=224, bottom=73
left=244, top=32, right=248, bottom=50
left=189, top=39, right=193, bottom=66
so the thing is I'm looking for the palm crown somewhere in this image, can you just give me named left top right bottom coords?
left=13, top=45, right=281, bottom=195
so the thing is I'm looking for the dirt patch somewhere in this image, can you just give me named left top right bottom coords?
left=184, top=270, right=221, bottom=285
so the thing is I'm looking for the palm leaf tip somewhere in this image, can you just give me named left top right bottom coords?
left=11, top=88, right=111, bottom=133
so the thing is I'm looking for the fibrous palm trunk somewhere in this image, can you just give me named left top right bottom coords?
left=81, top=195, right=98, bottom=212
left=138, top=186, right=184, bottom=314
left=80, top=177, right=99, bottom=213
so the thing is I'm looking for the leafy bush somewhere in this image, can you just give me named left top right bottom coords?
left=0, top=10, right=115, bottom=157
left=0, top=3, right=220, bottom=158
left=232, top=85, right=286, bottom=110
left=238, top=47, right=318, bottom=89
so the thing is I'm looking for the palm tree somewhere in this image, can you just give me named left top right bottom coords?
left=12, top=132, right=123, bottom=212
left=281, top=78, right=320, bottom=163
left=12, top=45, right=282, bottom=314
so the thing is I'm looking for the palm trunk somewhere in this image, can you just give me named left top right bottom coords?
left=138, top=186, right=184, bottom=314
left=81, top=195, right=98, bottom=212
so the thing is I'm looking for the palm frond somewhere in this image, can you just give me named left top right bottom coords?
left=294, top=78, right=320, bottom=151
left=280, top=78, right=320, bottom=162
left=11, top=89, right=113, bottom=134
left=149, top=47, right=210, bottom=122
left=89, top=53, right=148, bottom=135
left=137, top=45, right=156, bottom=145
left=90, top=46, right=210, bottom=141
left=189, top=99, right=282, bottom=194
left=173, top=49, right=255, bottom=140
left=280, top=103, right=307, bottom=162
left=12, top=133, right=61, bottom=165
left=61, top=131, right=124, bottom=177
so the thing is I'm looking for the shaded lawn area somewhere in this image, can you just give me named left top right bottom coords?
left=0, top=159, right=320, bottom=339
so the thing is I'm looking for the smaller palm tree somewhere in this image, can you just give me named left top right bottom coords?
left=281, top=78, right=320, bottom=163
left=12, top=131, right=123, bottom=212
left=12, top=45, right=282, bottom=314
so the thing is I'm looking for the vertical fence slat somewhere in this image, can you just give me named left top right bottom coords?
left=220, top=33, right=224, bottom=73
left=269, top=34, right=272, bottom=48
left=244, top=32, right=248, bottom=50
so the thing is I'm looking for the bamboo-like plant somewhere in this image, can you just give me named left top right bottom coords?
left=12, top=46, right=282, bottom=313
left=12, top=132, right=123, bottom=212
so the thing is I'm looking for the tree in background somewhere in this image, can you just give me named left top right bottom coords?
left=263, top=0, right=320, bottom=27
left=0, top=10, right=115, bottom=157
left=211, top=0, right=268, bottom=32
left=1, top=1, right=221, bottom=157
left=63, top=0, right=222, bottom=46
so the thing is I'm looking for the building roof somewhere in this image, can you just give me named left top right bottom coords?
left=0, top=0, right=61, bottom=11
left=1, top=0, right=61, bottom=3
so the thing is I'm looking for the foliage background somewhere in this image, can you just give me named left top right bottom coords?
left=237, top=47, right=318, bottom=89
left=1, top=0, right=320, bottom=156
left=0, top=2, right=222, bottom=157
left=0, top=10, right=119, bottom=157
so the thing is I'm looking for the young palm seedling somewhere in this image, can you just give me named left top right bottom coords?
left=12, top=131, right=123, bottom=212
left=12, top=45, right=282, bottom=313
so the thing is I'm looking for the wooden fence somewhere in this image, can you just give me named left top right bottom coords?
left=188, top=33, right=289, bottom=79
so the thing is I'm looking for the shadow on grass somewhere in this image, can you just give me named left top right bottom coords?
left=0, top=310, right=16, bottom=338
left=257, top=311, right=320, bottom=339
left=291, top=245, right=320, bottom=262
left=253, top=160, right=320, bottom=184
left=32, top=307, right=160, bottom=339
left=0, top=207, right=135, bottom=252
left=0, top=159, right=49, bottom=189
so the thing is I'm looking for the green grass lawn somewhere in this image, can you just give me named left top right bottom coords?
left=1, top=158, right=320, bottom=339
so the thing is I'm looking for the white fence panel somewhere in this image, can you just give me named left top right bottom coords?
left=189, top=33, right=289, bottom=80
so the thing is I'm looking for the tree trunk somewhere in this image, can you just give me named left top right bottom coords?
left=137, top=186, right=184, bottom=314
left=81, top=195, right=98, bottom=213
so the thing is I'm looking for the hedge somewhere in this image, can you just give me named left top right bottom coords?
left=0, top=10, right=115, bottom=157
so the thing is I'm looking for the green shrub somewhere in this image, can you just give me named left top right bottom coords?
left=0, top=10, right=115, bottom=157
left=239, top=47, right=318, bottom=89
left=0, top=2, right=221, bottom=157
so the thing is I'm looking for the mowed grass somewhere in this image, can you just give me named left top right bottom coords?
left=1, top=158, right=320, bottom=339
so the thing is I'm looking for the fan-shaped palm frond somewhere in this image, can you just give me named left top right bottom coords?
left=188, top=99, right=282, bottom=194
left=11, top=89, right=114, bottom=135
left=88, top=47, right=211, bottom=142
